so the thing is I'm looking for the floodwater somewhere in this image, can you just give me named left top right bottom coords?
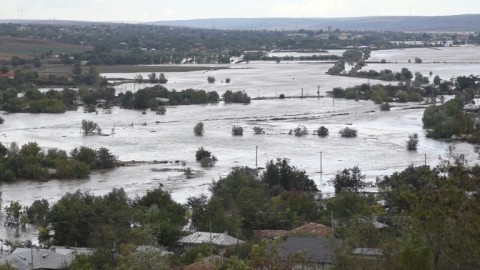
left=1, top=46, right=479, bottom=243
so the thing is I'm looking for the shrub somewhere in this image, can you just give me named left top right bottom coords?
left=225, top=78, right=231, bottom=83
left=195, top=147, right=211, bottom=161
left=316, top=126, right=329, bottom=137
left=289, top=125, right=308, bottom=137
left=279, top=94, right=285, bottom=99
left=156, top=105, right=166, bottom=115
left=223, top=90, right=251, bottom=104
left=340, top=127, right=357, bottom=138
left=81, top=120, right=101, bottom=135
left=414, top=57, right=423, bottom=64
left=232, top=125, right=243, bottom=136
left=207, top=76, right=216, bottom=83
left=207, top=91, right=220, bottom=103
left=380, top=103, right=391, bottom=111
left=407, top=133, right=419, bottom=151
left=195, top=147, right=217, bottom=167
left=194, top=122, right=204, bottom=136
left=0, top=117, right=4, bottom=124
left=253, top=126, right=265, bottom=135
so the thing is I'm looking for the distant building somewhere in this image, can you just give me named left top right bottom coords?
left=0, top=246, right=93, bottom=270
left=277, top=236, right=341, bottom=269
left=0, top=71, right=15, bottom=79
left=178, top=232, right=244, bottom=255
left=254, top=222, right=332, bottom=240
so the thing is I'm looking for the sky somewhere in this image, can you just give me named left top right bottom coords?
left=1, top=0, right=479, bottom=22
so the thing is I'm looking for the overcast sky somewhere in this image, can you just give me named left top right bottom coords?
left=1, top=0, right=479, bottom=22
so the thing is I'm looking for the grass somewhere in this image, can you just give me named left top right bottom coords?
left=0, top=36, right=92, bottom=60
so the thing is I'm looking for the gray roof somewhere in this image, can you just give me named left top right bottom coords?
left=0, top=247, right=94, bottom=270
left=352, top=248, right=383, bottom=256
left=278, top=237, right=341, bottom=264
left=178, top=232, right=244, bottom=247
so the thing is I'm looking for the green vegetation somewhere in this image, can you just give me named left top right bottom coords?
left=332, top=83, right=425, bottom=103
left=289, top=125, right=308, bottom=136
left=316, top=126, right=329, bottom=137
left=195, top=147, right=217, bottom=167
left=223, top=90, right=251, bottom=104
left=253, top=126, right=265, bottom=135
left=81, top=120, right=101, bottom=135
left=422, top=97, right=473, bottom=139
left=0, top=142, right=116, bottom=182
left=193, top=122, right=204, bottom=136
left=407, top=133, right=419, bottom=150
left=232, top=125, right=244, bottom=136
left=330, top=166, right=367, bottom=194
left=379, top=102, right=391, bottom=111
left=207, top=76, right=216, bottom=83
left=339, top=127, right=358, bottom=138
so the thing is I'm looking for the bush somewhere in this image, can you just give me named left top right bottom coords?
left=207, top=76, right=216, bottom=83
left=195, top=147, right=217, bottom=167
left=207, top=91, right=220, bottom=103
left=253, top=126, right=265, bottom=135
left=156, top=105, right=166, bottom=115
left=279, top=94, right=285, bottom=99
left=194, top=122, right=204, bottom=136
left=81, top=120, right=101, bottom=135
left=340, top=127, right=358, bottom=138
left=289, top=125, right=308, bottom=137
left=380, top=103, right=391, bottom=111
left=414, top=57, right=423, bottom=64
left=232, top=126, right=243, bottom=136
left=0, top=117, right=4, bottom=124
left=195, top=147, right=211, bottom=161
left=223, top=90, right=251, bottom=104
left=316, top=126, right=329, bottom=137
left=407, top=133, right=419, bottom=151
left=225, top=78, right=231, bottom=83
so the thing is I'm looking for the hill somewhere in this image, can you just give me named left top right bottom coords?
left=151, top=15, right=480, bottom=32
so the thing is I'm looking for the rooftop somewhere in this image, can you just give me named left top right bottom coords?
left=178, top=232, right=244, bottom=247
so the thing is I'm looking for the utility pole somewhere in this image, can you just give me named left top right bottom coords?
left=320, top=152, right=323, bottom=186
left=255, top=146, right=258, bottom=175
left=317, top=85, right=320, bottom=98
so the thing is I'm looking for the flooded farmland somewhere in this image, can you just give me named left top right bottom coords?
left=1, top=46, right=479, bottom=243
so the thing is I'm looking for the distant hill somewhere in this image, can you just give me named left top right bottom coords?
left=151, top=15, right=480, bottom=32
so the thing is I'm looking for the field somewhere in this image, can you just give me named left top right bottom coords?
left=0, top=36, right=92, bottom=60
left=37, top=64, right=228, bottom=76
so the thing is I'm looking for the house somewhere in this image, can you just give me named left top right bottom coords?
left=0, top=246, right=93, bottom=270
left=277, top=236, right=341, bottom=270
left=0, top=71, right=15, bottom=79
left=177, top=232, right=244, bottom=255
left=254, top=222, right=332, bottom=240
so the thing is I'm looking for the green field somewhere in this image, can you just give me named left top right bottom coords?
left=0, top=36, right=92, bottom=60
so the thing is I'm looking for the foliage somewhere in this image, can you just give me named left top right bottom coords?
left=223, top=90, right=251, bottom=104
left=207, top=91, right=220, bottom=103
left=316, top=126, right=329, bottom=137
left=406, top=133, right=419, bottom=151
left=327, top=61, right=345, bottom=75
left=414, top=57, right=423, bottom=63
left=339, top=127, right=358, bottom=138
left=262, top=158, right=318, bottom=192
left=194, top=122, right=204, bottom=136
left=330, top=166, right=366, bottom=194
left=380, top=102, right=391, bottom=111
left=207, top=76, right=216, bottom=83
left=253, top=126, right=265, bottom=135
left=342, top=49, right=363, bottom=62
left=289, top=125, right=308, bottom=136
left=81, top=120, right=101, bottom=135
left=232, top=125, right=244, bottom=136
left=422, top=97, right=473, bottom=139
left=195, top=147, right=217, bottom=167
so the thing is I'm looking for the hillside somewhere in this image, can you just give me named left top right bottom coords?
left=151, top=15, right=480, bottom=32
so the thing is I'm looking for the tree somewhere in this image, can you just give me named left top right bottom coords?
left=289, top=125, right=308, bottom=136
left=207, top=91, right=220, bottom=103
left=194, top=122, right=204, bottom=136
left=207, top=76, right=216, bottom=83
left=253, top=126, right=265, bottom=134
left=414, top=57, right=423, bottom=63
left=330, top=166, right=366, bottom=194
left=195, top=147, right=217, bottom=167
left=81, top=120, right=101, bottom=135
left=407, top=133, right=419, bottom=151
left=148, top=72, right=157, bottom=83
left=262, top=158, right=317, bottom=192
left=72, top=62, right=82, bottom=82
left=232, top=125, right=243, bottom=136
left=316, top=126, right=329, bottom=137
left=339, top=127, right=357, bottom=138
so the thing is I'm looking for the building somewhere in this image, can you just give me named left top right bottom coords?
left=277, top=236, right=341, bottom=270
left=177, top=232, right=244, bottom=255
left=0, top=71, right=15, bottom=79
left=0, top=246, right=93, bottom=270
